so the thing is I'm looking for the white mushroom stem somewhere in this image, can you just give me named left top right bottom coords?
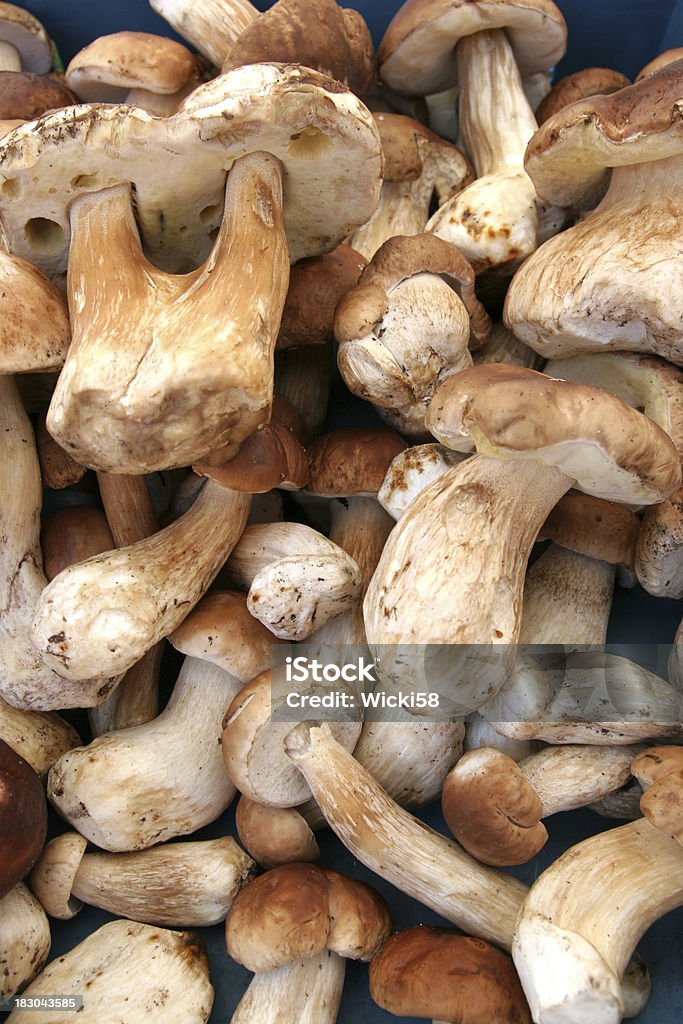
left=275, top=343, right=331, bottom=439
left=465, top=713, right=539, bottom=761
left=0, top=376, right=112, bottom=711
left=513, top=818, right=683, bottom=1024
left=518, top=744, right=637, bottom=815
left=6, top=919, right=213, bottom=1024
left=0, top=884, right=50, bottom=999
left=150, top=0, right=258, bottom=67
left=0, top=697, right=79, bottom=779
left=47, top=656, right=241, bottom=851
left=520, top=543, right=616, bottom=645
left=31, top=480, right=250, bottom=681
left=285, top=722, right=527, bottom=949
left=0, top=40, right=21, bottom=72
left=231, top=950, right=345, bottom=1024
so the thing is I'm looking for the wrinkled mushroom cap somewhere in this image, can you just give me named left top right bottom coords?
left=426, top=364, right=682, bottom=504
left=307, top=427, right=407, bottom=497
left=536, top=67, right=630, bottom=125
left=0, top=738, right=47, bottom=898
left=226, top=862, right=391, bottom=972
left=525, top=60, right=683, bottom=210
left=0, top=3, right=51, bottom=74
left=379, top=0, right=567, bottom=95
left=631, top=746, right=683, bottom=842
left=65, top=32, right=198, bottom=103
left=369, top=925, right=531, bottom=1022
left=0, top=71, right=78, bottom=119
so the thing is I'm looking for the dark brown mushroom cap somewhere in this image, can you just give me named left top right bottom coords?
left=193, top=416, right=309, bottom=493
left=226, top=862, right=391, bottom=971
left=537, top=493, right=640, bottom=569
left=0, top=71, right=78, bottom=119
left=374, top=110, right=473, bottom=189
left=637, top=48, right=683, bottom=81
left=278, top=244, right=367, bottom=350
left=0, top=737, right=48, bottom=898
left=369, top=925, right=531, bottom=1023
left=442, top=748, right=546, bottom=866
left=335, top=234, right=491, bottom=347
left=307, top=426, right=407, bottom=496
left=525, top=59, right=683, bottom=209
left=536, top=67, right=630, bottom=125
left=631, top=746, right=683, bottom=843
left=378, top=0, right=567, bottom=95
left=426, top=364, right=682, bottom=505
left=41, top=506, right=115, bottom=581
left=222, top=0, right=377, bottom=96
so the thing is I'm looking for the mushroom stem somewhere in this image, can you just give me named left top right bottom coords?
left=47, top=150, right=289, bottom=473
left=0, top=40, right=21, bottom=72
left=513, top=818, right=683, bottom=1024
left=0, top=697, right=79, bottom=779
left=285, top=722, right=527, bottom=949
left=231, top=949, right=345, bottom=1024
left=0, top=884, right=50, bottom=999
left=520, top=544, right=615, bottom=645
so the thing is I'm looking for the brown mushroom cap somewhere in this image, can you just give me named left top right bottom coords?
left=426, top=364, right=682, bottom=505
left=374, top=110, right=473, bottom=191
left=226, top=862, right=391, bottom=971
left=221, top=0, right=376, bottom=96
left=536, top=67, right=630, bottom=125
left=525, top=59, right=683, bottom=210
left=307, top=427, right=407, bottom=497
left=41, top=506, right=115, bottom=581
left=0, top=251, right=69, bottom=375
left=537, top=493, right=640, bottom=569
left=235, top=796, right=319, bottom=868
left=369, top=925, right=531, bottom=1023
left=193, top=417, right=310, bottom=493
left=636, top=48, right=683, bottom=81
left=0, top=2, right=52, bottom=74
left=631, top=746, right=683, bottom=843
left=65, top=32, right=198, bottom=103
left=0, top=738, right=48, bottom=898
left=378, top=0, right=567, bottom=95
left=0, top=71, right=78, bottom=118
left=277, top=244, right=367, bottom=350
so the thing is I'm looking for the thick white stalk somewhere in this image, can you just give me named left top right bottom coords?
left=231, top=950, right=345, bottom=1024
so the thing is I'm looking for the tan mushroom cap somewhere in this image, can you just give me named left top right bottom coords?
left=369, top=925, right=531, bottom=1023
left=65, top=32, right=198, bottom=104
left=538, top=493, right=640, bottom=569
left=442, top=748, right=546, bottom=865
left=278, top=244, right=367, bottom=350
left=0, top=251, right=69, bottom=374
left=0, top=72, right=79, bottom=119
left=168, top=590, right=284, bottom=680
left=221, top=0, right=376, bottom=97
left=374, top=110, right=473, bottom=190
left=335, top=233, right=491, bottom=348
left=525, top=59, right=683, bottom=210
left=0, top=3, right=52, bottom=74
left=235, top=796, right=319, bottom=868
left=536, top=67, right=630, bottom=125
left=631, top=746, right=683, bottom=843
left=426, top=364, right=682, bottom=504
left=307, top=427, right=407, bottom=497
left=226, top=862, right=391, bottom=972
left=378, top=0, right=567, bottom=95
left=193, top=416, right=309, bottom=493
left=637, top=48, right=683, bottom=81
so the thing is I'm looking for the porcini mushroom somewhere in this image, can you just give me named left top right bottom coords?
left=0, top=698, right=79, bottom=779
left=0, top=739, right=47, bottom=898
left=235, top=796, right=320, bottom=867
left=0, top=72, right=78, bottom=119
left=535, top=67, right=630, bottom=124
left=377, top=442, right=468, bottom=520
left=635, top=488, right=683, bottom=598
left=0, top=4, right=51, bottom=74
left=40, top=507, right=114, bottom=582
left=0, top=884, right=50, bottom=999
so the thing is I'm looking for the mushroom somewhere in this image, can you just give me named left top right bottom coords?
left=635, top=488, right=683, bottom=598
left=0, top=698, right=79, bottom=779
left=40, top=506, right=114, bottom=581
left=504, top=61, right=683, bottom=364
left=0, top=884, right=50, bottom=999
left=65, top=32, right=202, bottom=114
left=223, top=522, right=363, bottom=641
left=512, top=746, right=683, bottom=1024
left=535, top=67, right=630, bottom=124
left=277, top=244, right=366, bottom=351
left=348, top=112, right=473, bottom=260
left=636, top=47, right=683, bottom=80
left=472, top=321, right=545, bottom=370
left=225, top=862, right=391, bottom=1024
left=274, top=344, right=332, bottom=441
left=6, top=919, right=213, bottom=1023
left=335, top=233, right=490, bottom=437
left=369, top=926, right=531, bottom=1023
left=35, top=415, right=87, bottom=490
left=30, top=833, right=254, bottom=927
left=47, top=592, right=274, bottom=851
left=378, top=442, right=468, bottom=520
left=442, top=744, right=637, bottom=865
left=0, top=71, right=78, bottom=118
left=0, top=739, right=47, bottom=898
left=193, top=414, right=309, bottom=494
left=0, top=4, right=51, bottom=73
left=464, top=713, right=539, bottom=762
left=235, top=796, right=320, bottom=867
left=377, top=0, right=568, bottom=274
left=0, top=65, right=381, bottom=473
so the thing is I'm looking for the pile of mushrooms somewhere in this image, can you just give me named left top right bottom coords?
left=0, top=1, right=682, bottom=1023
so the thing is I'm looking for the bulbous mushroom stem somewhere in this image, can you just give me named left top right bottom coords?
left=285, top=722, right=528, bottom=949
left=231, top=949, right=345, bottom=1024
left=0, top=698, right=79, bottom=779
left=0, top=883, right=50, bottom=999
left=513, top=818, right=683, bottom=1024
left=31, top=479, right=250, bottom=681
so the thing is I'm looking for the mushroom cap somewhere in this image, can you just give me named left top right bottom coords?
left=0, top=63, right=382, bottom=278
left=221, top=0, right=377, bottom=97
left=193, top=417, right=310, bottom=493
left=235, top=796, right=319, bottom=868
left=378, top=0, right=567, bottom=95
left=369, top=925, right=531, bottom=1023
left=0, top=3, right=51, bottom=74
left=41, top=506, right=115, bottom=581
left=631, top=746, right=683, bottom=843
left=537, top=493, right=640, bottom=569
left=637, top=48, right=683, bottom=81
left=374, top=110, right=473, bottom=189
left=536, top=67, right=630, bottom=125
left=28, top=830, right=88, bottom=919
left=307, top=426, right=407, bottom=497
left=0, top=251, right=69, bottom=373
left=0, top=738, right=47, bottom=898
left=65, top=32, right=198, bottom=103
left=168, top=590, right=283, bottom=681
left=225, top=862, right=391, bottom=972
left=0, top=71, right=78, bottom=119
left=277, top=244, right=367, bottom=350
left=442, top=747, right=546, bottom=865
left=426, top=364, right=682, bottom=504
left=525, top=60, right=683, bottom=210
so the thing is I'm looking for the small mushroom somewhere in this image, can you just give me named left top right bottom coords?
left=0, top=71, right=78, bottom=119
left=536, top=67, right=630, bottom=124
left=40, top=506, right=114, bottom=582
left=378, top=442, right=468, bottom=519
left=0, top=4, right=51, bottom=73
left=0, top=698, right=79, bottom=779
left=277, top=244, right=366, bottom=351
left=0, top=883, right=50, bottom=999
